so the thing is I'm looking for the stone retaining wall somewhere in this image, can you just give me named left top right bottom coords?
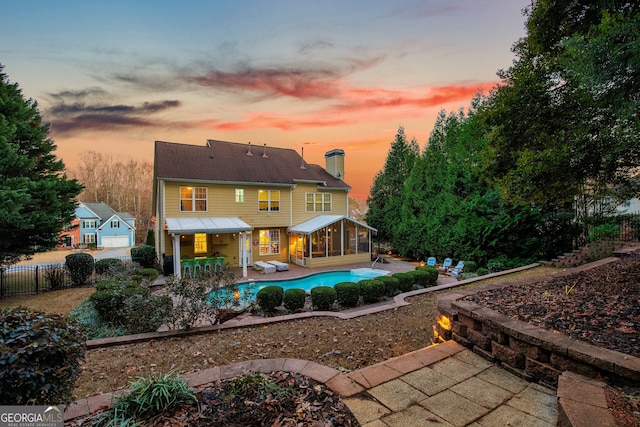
left=433, top=257, right=640, bottom=390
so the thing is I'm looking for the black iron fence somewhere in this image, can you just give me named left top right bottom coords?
left=0, top=256, right=131, bottom=300
left=583, top=212, right=640, bottom=243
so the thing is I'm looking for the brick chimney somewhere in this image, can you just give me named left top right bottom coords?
left=324, top=149, right=345, bottom=180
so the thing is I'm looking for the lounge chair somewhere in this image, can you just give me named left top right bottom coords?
left=437, top=258, right=452, bottom=273
left=267, top=260, right=289, bottom=271
left=448, top=261, right=464, bottom=277
left=426, top=257, right=437, bottom=267
left=254, top=261, right=276, bottom=274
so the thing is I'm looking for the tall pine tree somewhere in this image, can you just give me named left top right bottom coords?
left=365, top=127, right=419, bottom=246
left=0, top=65, right=82, bottom=265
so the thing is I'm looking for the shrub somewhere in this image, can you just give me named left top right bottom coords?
left=460, top=272, right=479, bottom=280
left=463, top=261, right=477, bottom=273
left=123, top=293, right=173, bottom=334
left=310, top=286, right=336, bottom=310
left=477, top=267, right=490, bottom=276
left=375, top=275, right=400, bottom=296
left=95, top=258, right=124, bottom=275
left=392, top=272, right=414, bottom=292
left=89, top=282, right=150, bottom=326
left=334, top=281, right=360, bottom=307
left=44, top=263, right=67, bottom=290
left=169, top=269, right=246, bottom=330
left=131, top=245, right=156, bottom=268
left=65, top=252, right=95, bottom=285
left=140, top=267, right=159, bottom=281
left=94, top=372, right=196, bottom=426
left=409, top=269, right=431, bottom=288
left=283, top=288, right=306, bottom=312
left=145, top=229, right=156, bottom=248
left=256, top=286, right=284, bottom=312
left=487, top=257, right=506, bottom=273
left=359, top=279, right=385, bottom=303
left=68, top=299, right=128, bottom=339
left=0, top=308, right=86, bottom=405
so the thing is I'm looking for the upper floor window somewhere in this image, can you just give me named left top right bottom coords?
left=83, top=220, right=96, bottom=229
left=235, top=189, right=244, bottom=203
left=111, top=220, right=120, bottom=228
left=258, top=190, right=280, bottom=212
left=306, top=193, right=332, bottom=212
left=180, top=186, right=207, bottom=212
left=259, top=229, right=280, bottom=255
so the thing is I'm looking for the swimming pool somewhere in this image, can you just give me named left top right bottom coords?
left=242, top=268, right=389, bottom=293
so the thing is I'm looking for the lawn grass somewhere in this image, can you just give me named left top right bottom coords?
left=0, top=287, right=95, bottom=316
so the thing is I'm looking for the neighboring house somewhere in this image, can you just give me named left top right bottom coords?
left=60, top=201, right=136, bottom=248
left=153, top=140, right=376, bottom=278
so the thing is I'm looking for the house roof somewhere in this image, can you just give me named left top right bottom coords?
left=288, top=215, right=376, bottom=234
left=154, top=140, right=351, bottom=190
left=165, top=217, right=253, bottom=234
left=81, top=202, right=117, bottom=220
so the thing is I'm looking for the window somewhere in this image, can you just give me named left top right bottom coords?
left=83, top=220, right=96, bottom=229
left=258, top=190, right=280, bottom=212
left=306, top=193, right=332, bottom=212
left=194, top=233, right=207, bottom=254
left=235, top=188, right=244, bottom=203
left=259, top=229, right=280, bottom=255
left=111, top=220, right=120, bottom=228
left=180, top=186, right=207, bottom=212
left=84, top=233, right=96, bottom=244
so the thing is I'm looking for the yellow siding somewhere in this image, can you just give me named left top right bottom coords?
left=305, top=253, right=370, bottom=268
left=163, top=181, right=292, bottom=228
left=290, top=183, right=349, bottom=224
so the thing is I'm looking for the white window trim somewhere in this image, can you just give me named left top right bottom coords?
left=259, top=229, right=281, bottom=255
left=306, top=192, right=332, bottom=212
left=258, top=190, right=280, bottom=212
left=180, top=186, right=208, bottom=212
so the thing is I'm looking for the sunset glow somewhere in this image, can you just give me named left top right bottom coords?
left=0, top=1, right=529, bottom=201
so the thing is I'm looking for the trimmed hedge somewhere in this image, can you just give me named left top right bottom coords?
left=334, top=281, right=360, bottom=307
left=375, top=275, right=400, bottom=296
left=477, top=267, right=490, bottom=276
left=66, top=252, right=95, bottom=285
left=310, top=286, right=336, bottom=310
left=140, top=268, right=159, bottom=281
left=408, top=270, right=430, bottom=288
left=392, top=272, right=414, bottom=292
left=0, top=308, right=86, bottom=405
left=283, top=288, right=306, bottom=312
left=131, top=245, right=156, bottom=268
left=256, top=286, right=284, bottom=312
left=414, top=266, right=438, bottom=287
left=359, top=279, right=385, bottom=303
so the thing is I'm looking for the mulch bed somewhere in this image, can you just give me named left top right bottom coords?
left=71, top=371, right=359, bottom=426
left=463, top=253, right=640, bottom=426
left=463, top=254, right=640, bottom=357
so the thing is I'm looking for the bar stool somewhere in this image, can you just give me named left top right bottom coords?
left=202, top=258, right=214, bottom=276
left=181, top=259, right=194, bottom=278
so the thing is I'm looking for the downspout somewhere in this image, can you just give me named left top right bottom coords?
left=172, top=234, right=181, bottom=279
left=241, top=232, right=247, bottom=278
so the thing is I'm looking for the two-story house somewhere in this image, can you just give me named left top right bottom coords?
left=61, top=201, right=136, bottom=248
left=153, top=140, right=376, bottom=278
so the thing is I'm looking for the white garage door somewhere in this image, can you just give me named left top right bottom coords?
left=102, top=236, right=130, bottom=248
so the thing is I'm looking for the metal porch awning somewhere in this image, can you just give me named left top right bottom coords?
left=165, top=217, right=253, bottom=234
left=287, top=215, right=377, bottom=234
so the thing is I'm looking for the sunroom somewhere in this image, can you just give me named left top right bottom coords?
left=288, top=215, right=376, bottom=268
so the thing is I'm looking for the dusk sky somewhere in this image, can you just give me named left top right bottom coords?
left=1, top=1, right=529, bottom=201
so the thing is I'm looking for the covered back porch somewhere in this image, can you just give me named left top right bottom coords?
left=165, top=217, right=254, bottom=278
left=287, top=215, right=376, bottom=268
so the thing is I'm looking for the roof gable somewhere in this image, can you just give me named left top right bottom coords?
left=79, top=202, right=117, bottom=221
left=154, top=140, right=350, bottom=190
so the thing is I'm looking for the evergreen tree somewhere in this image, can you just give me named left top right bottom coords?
left=0, top=65, right=82, bottom=265
left=365, top=127, right=419, bottom=246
